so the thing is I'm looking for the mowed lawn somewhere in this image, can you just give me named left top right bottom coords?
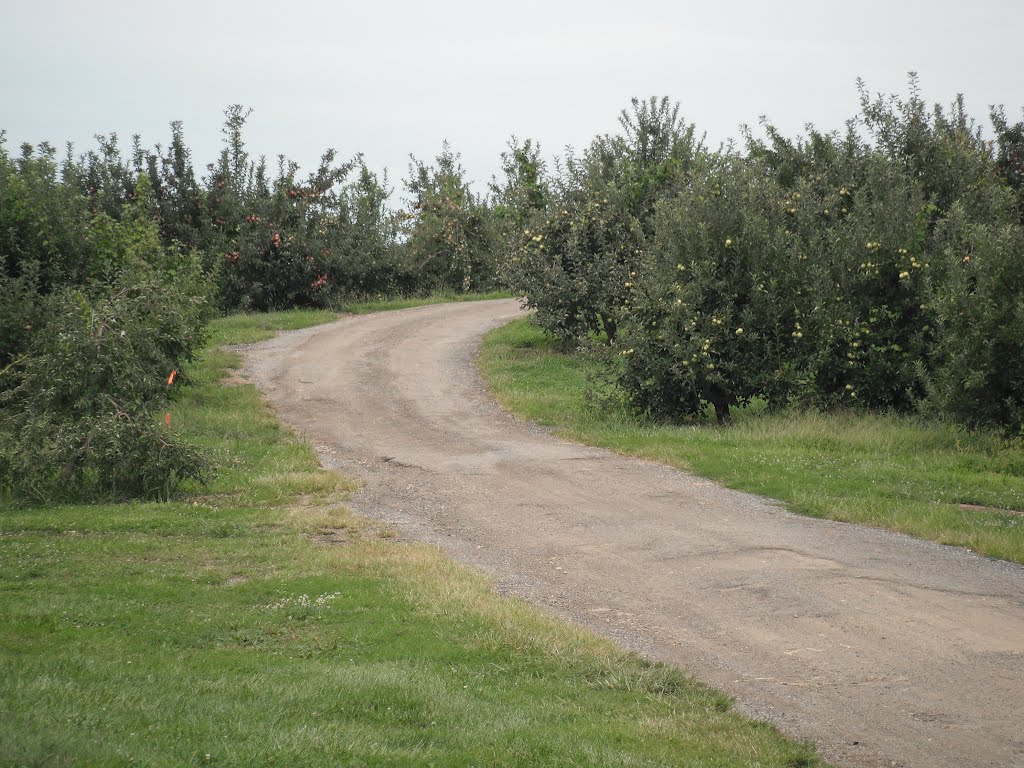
left=0, top=310, right=825, bottom=767
left=479, top=318, right=1024, bottom=565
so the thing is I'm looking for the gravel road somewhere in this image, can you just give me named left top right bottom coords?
left=243, top=298, right=1024, bottom=768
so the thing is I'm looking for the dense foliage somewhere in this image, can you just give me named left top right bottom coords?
left=505, top=97, right=703, bottom=343
left=59, top=107, right=508, bottom=312
left=0, top=110, right=519, bottom=503
left=403, top=142, right=502, bottom=293
left=506, top=80, right=1024, bottom=433
left=0, top=145, right=210, bottom=502
left=2, top=77, right=1022, bottom=505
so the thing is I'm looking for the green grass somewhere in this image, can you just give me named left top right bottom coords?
left=337, top=290, right=514, bottom=315
left=0, top=310, right=825, bottom=767
left=204, top=292, right=513, bottom=346
left=206, top=308, right=340, bottom=346
left=480, top=318, right=1024, bottom=565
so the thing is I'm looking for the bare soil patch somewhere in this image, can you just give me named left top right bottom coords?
left=960, top=502, right=1024, bottom=516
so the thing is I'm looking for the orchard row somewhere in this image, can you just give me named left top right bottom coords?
left=507, top=85, right=1024, bottom=433
left=2, top=77, right=1022, bottom=503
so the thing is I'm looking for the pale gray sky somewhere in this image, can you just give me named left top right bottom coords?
left=2, top=0, right=1022, bottom=194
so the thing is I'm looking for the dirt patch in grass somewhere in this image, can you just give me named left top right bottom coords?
left=959, top=503, right=1024, bottom=516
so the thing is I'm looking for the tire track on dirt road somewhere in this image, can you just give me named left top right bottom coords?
left=244, top=298, right=1024, bottom=768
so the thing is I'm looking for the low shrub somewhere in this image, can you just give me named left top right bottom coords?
left=0, top=259, right=210, bottom=502
left=0, top=150, right=212, bottom=504
left=0, top=406, right=206, bottom=504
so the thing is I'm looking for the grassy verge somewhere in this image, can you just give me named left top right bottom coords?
left=203, top=292, right=512, bottom=346
left=337, top=290, right=514, bottom=315
left=0, top=310, right=824, bottom=767
left=480, top=318, right=1024, bottom=565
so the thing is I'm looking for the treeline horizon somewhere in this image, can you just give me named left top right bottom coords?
left=2, top=74, right=1023, bottom=504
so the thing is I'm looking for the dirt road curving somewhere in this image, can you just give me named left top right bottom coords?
left=244, top=298, right=1024, bottom=768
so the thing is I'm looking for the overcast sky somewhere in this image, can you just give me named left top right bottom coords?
left=2, top=0, right=1022, bottom=196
